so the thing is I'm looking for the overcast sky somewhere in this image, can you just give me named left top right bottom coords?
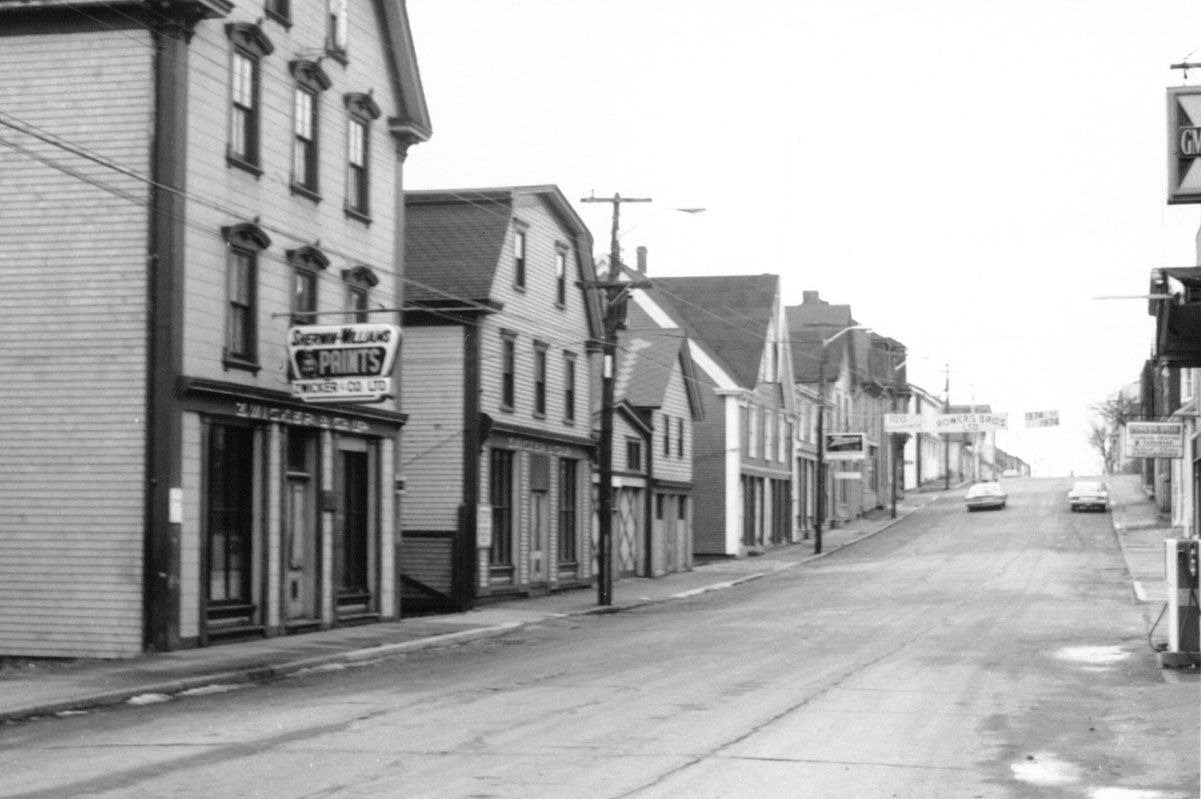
left=404, top=0, right=1201, bottom=476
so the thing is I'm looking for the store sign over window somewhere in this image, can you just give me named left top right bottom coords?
left=1168, top=86, right=1201, bottom=204
left=287, top=323, right=400, bottom=404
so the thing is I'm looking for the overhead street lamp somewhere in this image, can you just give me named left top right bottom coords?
left=814, top=324, right=870, bottom=555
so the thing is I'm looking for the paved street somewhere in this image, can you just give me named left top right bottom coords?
left=0, top=478, right=1196, bottom=799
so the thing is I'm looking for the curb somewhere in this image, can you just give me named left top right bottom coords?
left=0, top=503, right=928, bottom=724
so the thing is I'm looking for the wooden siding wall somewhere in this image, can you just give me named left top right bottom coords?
left=655, top=356, right=694, bottom=484
left=180, top=413, right=204, bottom=642
left=690, top=392, right=730, bottom=555
left=477, top=194, right=592, bottom=433
left=182, top=3, right=401, bottom=384
left=399, top=326, right=465, bottom=531
left=0, top=32, right=153, bottom=657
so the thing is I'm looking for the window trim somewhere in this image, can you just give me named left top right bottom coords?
left=225, top=23, right=273, bottom=176
left=513, top=224, right=528, bottom=291
left=554, top=244, right=568, bottom=307
left=563, top=352, right=577, bottom=424
left=344, top=93, right=381, bottom=223
left=221, top=222, right=271, bottom=372
left=501, top=331, right=517, bottom=411
left=286, top=246, right=329, bottom=325
left=533, top=341, right=548, bottom=418
left=626, top=437, right=642, bottom=472
left=326, top=0, right=348, bottom=63
left=288, top=60, right=331, bottom=200
left=264, top=0, right=291, bottom=27
left=342, top=265, right=378, bottom=323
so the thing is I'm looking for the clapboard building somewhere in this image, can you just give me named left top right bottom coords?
left=0, top=0, right=430, bottom=656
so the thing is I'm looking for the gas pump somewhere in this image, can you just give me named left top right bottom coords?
left=1162, top=538, right=1200, bottom=667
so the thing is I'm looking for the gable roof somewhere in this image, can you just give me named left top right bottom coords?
left=642, top=274, right=779, bottom=389
left=405, top=189, right=513, bottom=305
left=614, top=328, right=705, bottom=420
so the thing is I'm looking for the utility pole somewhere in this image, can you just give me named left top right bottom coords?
left=579, top=192, right=651, bottom=606
left=943, top=363, right=951, bottom=490
left=815, top=347, right=827, bottom=555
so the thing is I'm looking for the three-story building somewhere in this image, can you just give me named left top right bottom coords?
left=0, top=0, right=430, bottom=656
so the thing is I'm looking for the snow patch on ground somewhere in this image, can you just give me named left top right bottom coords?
left=1011, top=752, right=1081, bottom=786
left=177, top=683, right=247, bottom=697
left=1053, top=645, right=1131, bottom=665
left=1089, top=788, right=1170, bottom=799
left=125, top=693, right=173, bottom=706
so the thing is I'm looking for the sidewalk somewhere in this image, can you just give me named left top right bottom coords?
left=1105, top=472, right=1199, bottom=674
left=0, top=481, right=1185, bottom=723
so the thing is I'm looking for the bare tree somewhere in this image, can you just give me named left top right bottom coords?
left=1087, top=392, right=1139, bottom=474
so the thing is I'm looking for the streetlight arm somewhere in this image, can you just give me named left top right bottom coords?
left=821, top=324, right=870, bottom=347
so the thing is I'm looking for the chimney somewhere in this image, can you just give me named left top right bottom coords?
left=802, top=290, right=821, bottom=304
left=636, top=246, right=648, bottom=274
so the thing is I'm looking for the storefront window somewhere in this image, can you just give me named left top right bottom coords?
left=207, top=424, right=255, bottom=612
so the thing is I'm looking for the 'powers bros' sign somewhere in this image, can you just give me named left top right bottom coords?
left=287, top=323, right=400, bottom=404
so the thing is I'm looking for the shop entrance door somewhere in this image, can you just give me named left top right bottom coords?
left=528, top=454, right=549, bottom=585
left=530, top=491, right=548, bottom=585
left=284, top=430, right=318, bottom=624
left=335, top=439, right=375, bottom=614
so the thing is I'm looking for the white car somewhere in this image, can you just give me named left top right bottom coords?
left=965, top=481, right=1007, bottom=512
left=1068, top=480, right=1109, bottom=512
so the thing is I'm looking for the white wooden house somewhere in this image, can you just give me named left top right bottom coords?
left=400, top=186, right=602, bottom=609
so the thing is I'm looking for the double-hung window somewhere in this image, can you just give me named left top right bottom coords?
left=513, top=226, right=527, bottom=290
left=344, top=93, right=380, bottom=221
left=533, top=343, right=548, bottom=417
left=287, top=246, right=329, bottom=325
left=563, top=353, right=576, bottom=423
left=554, top=246, right=567, bottom=306
left=326, top=0, right=348, bottom=61
left=501, top=333, right=516, bottom=410
left=289, top=60, right=330, bottom=198
left=221, top=222, right=271, bottom=371
left=226, top=23, right=273, bottom=174
left=342, top=265, right=378, bottom=323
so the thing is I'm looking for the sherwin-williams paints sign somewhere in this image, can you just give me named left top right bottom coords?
left=287, top=323, right=400, bottom=404
left=1168, top=86, right=1201, bottom=204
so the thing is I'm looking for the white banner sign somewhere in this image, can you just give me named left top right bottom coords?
left=1125, top=422, right=1184, bottom=459
left=1024, top=410, right=1060, bottom=428
left=934, top=412, right=1009, bottom=433
left=884, top=413, right=923, bottom=433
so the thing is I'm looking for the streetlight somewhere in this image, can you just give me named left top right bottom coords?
left=814, top=324, right=870, bottom=555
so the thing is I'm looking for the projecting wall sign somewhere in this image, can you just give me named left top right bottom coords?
left=287, top=323, right=400, bottom=404
left=1168, top=86, right=1201, bottom=204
